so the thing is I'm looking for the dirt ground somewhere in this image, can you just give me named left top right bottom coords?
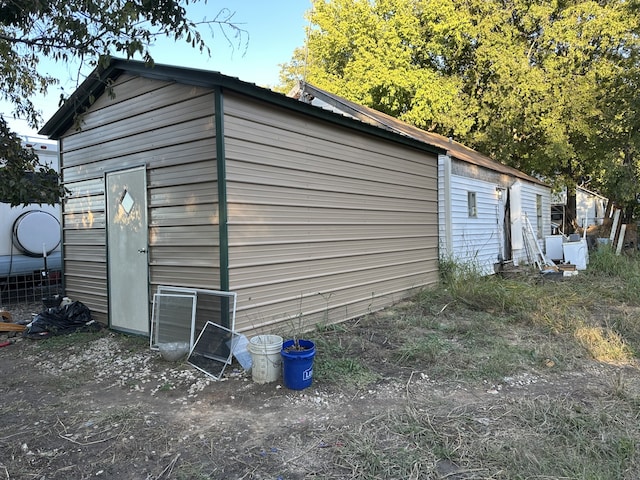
left=1, top=299, right=639, bottom=480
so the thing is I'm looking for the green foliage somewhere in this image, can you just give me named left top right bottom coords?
left=394, top=334, right=447, bottom=364
left=437, top=256, right=459, bottom=284
left=438, top=258, right=539, bottom=317
left=0, top=0, right=246, bottom=205
left=602, top=162, right=640, bottom=219
left=285, top=0, right=640, bottom=211
left=0, top=116, right=67, bottom=206
left=286, top=0, right=474, bottom=136
left=585, top=246, right=640, bottom=303
left=1, top=1, right=246, bottom=128
left=588, top=245, right=638, bottom=277
left=313, top=336, right=381, bottom=386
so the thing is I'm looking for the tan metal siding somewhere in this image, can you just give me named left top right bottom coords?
left=65, top=109, right=213, bottom=157
left=64, top=210, right=106, bottom=229
left=149, top=225, right=219, bottom=245
left=236, top=276, right=427, bottom=333
left=64, top=196, right=105, bottom=214
left=64, top=179, right=103, bottom=196
left=65, top=274, right=107, bottom=296
left=148, top=184, right=216, bottom=206
left=149, top=163, right=217, bottom=190
left=149, top=224, right=220, bottom=279
left=64, top=229, right=105, bottom=247
left=62, top=138, right=216, bottom=179
left=228, top=182, right=434, bottom=210
left=64, top=260, right=107, bottom=279
left=81, top=74, right=211, bottom=130
left=64, top=243, right=106, bottom=262
left=224, top=135, right=430, bottom=189
left=87, top=73, right=173, bottom=111
left=149, top=204, right=218, bottom=226
left=64, top=258, right=108, bottom=322
left=229, top=204, right=431, bottom=224
left=55, top=71, right=438, bottom=336
left=149, top=246, right=218, bottom=266
left=222, top=92, right=439, bottom=334
left=225, top=154, right=431, bottom=201
left=149, top=265, right=221, bottom=287
left=58, top=75, right=218, bottom=321
left=229, top=236, right=431, bottom=266
left=229, top=223, right=432, bottom=241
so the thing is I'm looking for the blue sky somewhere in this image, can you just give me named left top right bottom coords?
left=151, top=1, right=311, bottom=86
left=5, top=0, right=312, bottom=137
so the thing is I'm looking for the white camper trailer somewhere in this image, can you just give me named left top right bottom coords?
left=0, top=137, right=62, bottom=278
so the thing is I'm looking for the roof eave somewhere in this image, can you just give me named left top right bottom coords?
left=39, top=60, right=445, bottom=158
left=297, top=81, right=551, bottom=189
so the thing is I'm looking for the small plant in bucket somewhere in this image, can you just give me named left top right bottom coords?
left=283, top=338, right=312, bottom=352
left=281, top=338, right=316, bottom=390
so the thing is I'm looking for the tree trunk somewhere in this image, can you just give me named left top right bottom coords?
left=566, top=187, right=578, bottom=233
left=563, top=159, right=579, bottom=233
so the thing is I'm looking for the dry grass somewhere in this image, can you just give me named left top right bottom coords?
left=574, top=326, right=634, bottom=363
left=330, top=389, right=640, bottom=479
left=312, top=249, right=640, bottom=479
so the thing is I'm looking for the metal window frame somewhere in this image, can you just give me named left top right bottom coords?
left=187, top=320, right=239, bottom=380
left=156, top=285, right=237, bottom=333
left=150, top=292, right=197, bottom=350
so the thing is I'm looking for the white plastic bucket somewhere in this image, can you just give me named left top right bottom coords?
left=247, top=335, right=283, bottom=384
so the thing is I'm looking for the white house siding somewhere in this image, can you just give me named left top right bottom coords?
left=222, top=92, right=439, bottom=334
left=437, top=155, right=552, bottom=274
left=59, top=74, right=218, bottom=323
left=447, top=173, right=503, bottom=275
left=551, top=187, right=608, bottom=229
left=437, top=155, right=452, bottom=260
left=513, top=181, right=552, bottom=265
left=575, top=189, right=607, bottom=227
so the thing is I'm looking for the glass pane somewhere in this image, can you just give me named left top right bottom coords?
left=120, top=190, right=134, bottom=215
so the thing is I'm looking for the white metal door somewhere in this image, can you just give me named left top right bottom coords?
left=106, top=166, right=149, bottom=334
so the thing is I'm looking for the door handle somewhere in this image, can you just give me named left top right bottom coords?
left=138, top=248, right=147, bottom=253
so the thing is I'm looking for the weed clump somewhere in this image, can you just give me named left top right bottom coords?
left=421, top=255, right=640, bottom=363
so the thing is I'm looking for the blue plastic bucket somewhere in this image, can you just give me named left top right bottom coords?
left=281, top=339, right=315, bottom=390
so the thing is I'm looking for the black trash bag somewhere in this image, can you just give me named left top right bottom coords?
left=24, top=301, right=99, bottom=339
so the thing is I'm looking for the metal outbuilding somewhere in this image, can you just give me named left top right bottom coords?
left=40, top=59, right=443, bottom=336
left=289, top=82, right=552, bottom=275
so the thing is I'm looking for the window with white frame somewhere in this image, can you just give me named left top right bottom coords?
left=468, top=191, right=477, bottom=218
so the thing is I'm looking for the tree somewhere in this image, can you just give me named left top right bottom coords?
left=0, top=116, right=64, bottom=205
left=282, top=0, right=640, bottom=226
left=595, top=58, right=640, bottom=221
left=281, top=0, right=476, bottom=137
left=1, top=0, right=246, bottom=206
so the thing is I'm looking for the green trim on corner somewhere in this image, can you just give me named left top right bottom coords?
left=215, top=87, right=230, bottom=294
left=215, top=87, right=231, bottom=328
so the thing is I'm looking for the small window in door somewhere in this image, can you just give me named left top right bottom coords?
left=468, top=191, right=477, bottom=218
left=120, top=189, right=135, bottom=215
